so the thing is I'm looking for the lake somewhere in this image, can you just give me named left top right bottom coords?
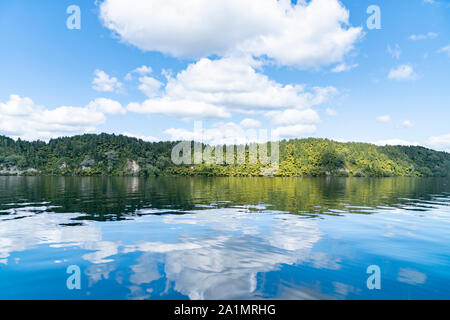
left=0, top=176, right=449, bottom=299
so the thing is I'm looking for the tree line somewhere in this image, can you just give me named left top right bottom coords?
left=0, top=134, right=449, bottom=177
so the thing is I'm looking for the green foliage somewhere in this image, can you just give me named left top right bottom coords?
left=0, top=134, right=176, bottom=176
left=169, top=138, right=450, bottom=177
left=0, top=134, right=449, bottom=177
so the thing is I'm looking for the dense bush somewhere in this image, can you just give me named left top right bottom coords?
left=0, top=134, right=449, bottom=177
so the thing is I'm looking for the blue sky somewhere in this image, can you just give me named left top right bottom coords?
left=0, top=0, right=449, bottom=151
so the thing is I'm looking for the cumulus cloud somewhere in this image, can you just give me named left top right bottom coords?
left=240, top=118, right=261, bottom=129
left=0, top=94, right=35, bottom=116
left=427, top=134, right=450, bottom=152
left=125, top=65, right=153, bottom=81
left=99, top=0, right=362, bottom=69
left=265, top=109, right=320, bottom=126
left=272, top=125, right=317, bottom=139
left=237, top=0, right=362, bottom=69
left=40, top=107, right=104, bottom=126
left=92, top=69, right=123, bottom=92
left=388, top=65, right=417, bottom=81
left=132, top=65, right=152, bottom=75
left=127, top=56, right=338, bottom=120
left=0, top=95, right=121, bottom=141
left=138, top=76, right=164, bottom=98
left=86, top=98, right=126, bottom=115
left=127, top=99, right=231, bottom=120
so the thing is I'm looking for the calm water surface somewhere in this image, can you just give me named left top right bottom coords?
left=0, top=176, right=449, bottom=299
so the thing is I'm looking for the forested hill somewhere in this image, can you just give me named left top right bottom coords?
left=0, top=133, right=449, bottom=177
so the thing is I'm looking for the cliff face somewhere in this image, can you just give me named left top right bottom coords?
left=125, top=160, right=141, bottom=176
left=0, top=165, right=39, bottom=175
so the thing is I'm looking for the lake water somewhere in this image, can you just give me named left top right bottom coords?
left=0, top=176, right=449, bottom=300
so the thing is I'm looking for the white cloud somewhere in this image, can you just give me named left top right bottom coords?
left=409, top=32, right=438, bottom=41
left=0, top=94, right=35, bottom=116
left=122, top=132, right=159, bottom=142
left=99, top=0, right=362, bottom=69
left=272, top=125, right=316, bottom=139
left=127, top=56, right=337, bottom=120
left=128, top=99, right=231, bottom=120
left=86, top=98, right=126, bottom=115
left=238, top=0, right=363, bottom=69
left=331, top=63, right=358, bottom=73
left=387, top=44, right=402, bottom=59
left=438, top=45, right=450, bottom=56
left=377, top=115, right=391, bottom=123
left=240, top=118, right=261, bottom=129
left=41, top=107, right=104, bottom=126
left=0, top=95, right=122, bottom=141
left=388, top=65, right=417, bottom=81
left=132, top=65, right=152, bottom=75
left=92, top=69, right=122, bottom=92
left=138, top=76, right=163, bottom=98
left=164, top=128, right=202, bottom=142
left=125, top=65, right=153, bottom=81
left=265, top=109, right=320, bottom=126
left=427, top=134, right=450, bottom=152
left=375, top=139, right=420, bottom=146
left=326, top=108, right=338, bottom=116
left=100, top=0, right=274, bottom=58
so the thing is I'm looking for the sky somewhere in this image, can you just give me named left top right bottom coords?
left=0, top=0, right=449, bottom=151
